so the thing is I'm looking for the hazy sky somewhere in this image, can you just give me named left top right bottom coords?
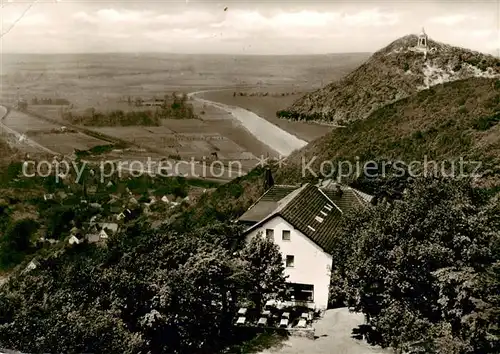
left=0, top=0, right=499, bottom=54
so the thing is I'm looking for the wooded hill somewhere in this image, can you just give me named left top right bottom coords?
left=276, top=77, right=500, bottom=189
left=281, top=35, right=500, bottom=124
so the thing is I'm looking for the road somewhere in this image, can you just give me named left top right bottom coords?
left=0, top=106, right=58, bottom=155
left=188, top=90, right=308, bottom=157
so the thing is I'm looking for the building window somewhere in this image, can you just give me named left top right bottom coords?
left=288, top=283, right=314, bottom=302
left=282, top=230, right=291, bottom=241
left=265, top=229, right=274, bottom=241
left=286, top=255, right=294, bottom=267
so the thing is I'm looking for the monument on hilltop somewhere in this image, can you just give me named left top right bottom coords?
left=417, top=28, right=428, bottom=50
left=410, top=27, right=436, bottom=59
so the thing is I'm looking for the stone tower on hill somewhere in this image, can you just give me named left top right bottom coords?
left=417, top=28, right=428, bottom=49
left=416, top=27, right=429, bottom=58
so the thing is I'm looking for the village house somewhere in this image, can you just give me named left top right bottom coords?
left=98, top=222, right=119, bottom=235
left=90, top=202, right=102, bottom=210
left=89, top=215, right=98, bottom=225
left=22, top=259, right=40, bottom=274
left=86, top=233, right=104, bottom=244
left=40, top=237, right=57, bottom=245
left=238, top=179, right=373, bottom=310
left=99, top=229, right=109, bottom=239
left=68, top=235, right=81, bottom=245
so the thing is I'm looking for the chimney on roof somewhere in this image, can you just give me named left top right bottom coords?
left=264, top=168, right=274, bottom=190
left=335, top=184, right=343, bottom=197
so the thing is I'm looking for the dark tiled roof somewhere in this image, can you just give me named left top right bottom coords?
left=278, top=184, right=344, bottom=253
left=240, top=182, right=373, bottom=254
left=238, top=185, right=299, bottom=223
left=320, top=180, right=372, bottom=213
left=322, top=189, right=364, bottom=213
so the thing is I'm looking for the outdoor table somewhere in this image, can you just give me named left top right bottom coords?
left=238, top=307, right=247, bottom=315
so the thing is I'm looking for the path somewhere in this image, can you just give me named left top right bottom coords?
left=188, top=90, right=308, bottom=157
left=259, top=308, right=392, bottom=354
left=0, top=106, right=58, bottom=155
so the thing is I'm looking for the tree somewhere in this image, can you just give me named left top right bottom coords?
left=329, top=177, right=500, bottom=352
left=0, top=218, right=38, bottom=268
left=239, top=233, right=287, bottom=312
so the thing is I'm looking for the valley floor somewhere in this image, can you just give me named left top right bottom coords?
left=258, top=308, right=392, bottom=354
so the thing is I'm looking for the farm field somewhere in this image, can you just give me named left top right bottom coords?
left=30, top=133, right=106, bottom=155
left=0, top=52, right=369, bottom=176
left=2, top=110, right=60, bottom=133
left=2, top=110, right=110, bottom=155
left=92, top=123, right=255, bottom=161
left=0, top=53, right=369, bottom=103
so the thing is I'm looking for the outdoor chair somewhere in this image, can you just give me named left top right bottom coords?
left=296, top=319, right=307, bottom=328
left=279, top=318, right=289, bottom=328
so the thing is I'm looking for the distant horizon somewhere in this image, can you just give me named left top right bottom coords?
left=1, top=1, right=498, bottom=55
left=0, top=51, right=373, bottom=56
left=0, top=34, right=498, bottom=57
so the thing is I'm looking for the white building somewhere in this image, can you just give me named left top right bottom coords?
left=99, top=230, right=109, bottom=239
left=98, top=222, right=119, bottom=234
left=68, top=235, right=80, bottom=245
left=239, top=180, right=372, bottom=310
left=22, top=259, right=40, bottom=274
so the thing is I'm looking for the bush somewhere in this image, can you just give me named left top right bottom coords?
left=472, top=112, right=500, bottom=131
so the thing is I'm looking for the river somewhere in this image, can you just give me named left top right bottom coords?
left=188, top=90, right=308, bottom=157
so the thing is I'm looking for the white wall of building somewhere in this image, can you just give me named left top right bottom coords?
left=245, top=215, right=333, bottom=309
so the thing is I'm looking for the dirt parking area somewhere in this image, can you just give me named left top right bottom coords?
left=258, top=308, right=392, bottom=354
